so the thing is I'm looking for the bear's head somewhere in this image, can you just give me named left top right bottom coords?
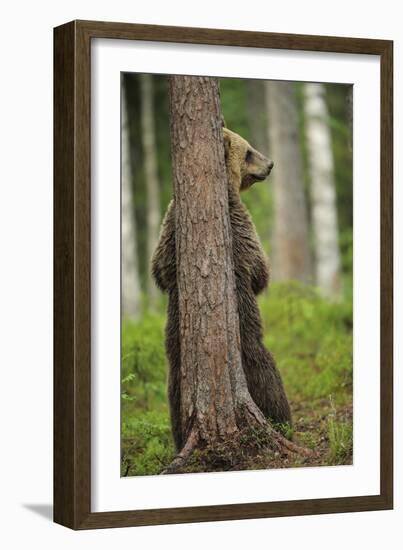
left=223, top=127, right=274, bottom=193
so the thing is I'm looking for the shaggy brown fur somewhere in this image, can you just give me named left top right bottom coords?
left=152, top=128, right=291, bottom=451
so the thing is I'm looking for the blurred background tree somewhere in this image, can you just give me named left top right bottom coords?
left=304, top=82, right=342, bottom=300
left=120, top=73, right=353, bottom=476
left=121, top=76, right=141, bottom=319
left=265, top=80, right=313, bottom=283
left=140, top=74, right=160, bottom=310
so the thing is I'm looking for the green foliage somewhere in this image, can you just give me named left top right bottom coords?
left=325, top=83, right=353, bottom=230
left=220, top=78, right=250, bottom=139
left=121, top=314, right=175, bottom=476
left=122, top=411, right=174, bottom=476
left=297, top=430, right=321, bottom=450
left=271, top=421, right=294, bottom=440
left=122, top=314, right=167, bottom=411
left=260, top=282, right=352, bottom=406
left=327, top=409, right=353, bottom=465
left=242, top=183, right=274, bottom=256
left=340, top=227, right=353, bottom=275
left=154, top=75, right=173, bottom=213
left=260, top=282, right=353, bottom=467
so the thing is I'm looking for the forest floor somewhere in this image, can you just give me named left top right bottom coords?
left=236, top=399, right=353, bottom=473
left=121, top=282, right=353, bottom=477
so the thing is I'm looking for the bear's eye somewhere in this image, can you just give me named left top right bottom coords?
left=245, top=150, right=253, bottom=163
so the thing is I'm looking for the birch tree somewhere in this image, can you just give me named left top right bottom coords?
left=304, top=83, right=342, bottom=299
left=140, top=74, right=160, bottom=309
left=265, top=81, right=313, bottom=283
left=122, top=80, right=141, bottom=319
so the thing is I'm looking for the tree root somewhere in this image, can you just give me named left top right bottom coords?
left=162, top=422, right=314, bottom=474
left=162, top=430, right=199, bottom=474
left=272, top=431, right=313, bottom=457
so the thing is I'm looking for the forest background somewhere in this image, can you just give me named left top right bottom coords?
left=121, top=75, right=353, bottom=476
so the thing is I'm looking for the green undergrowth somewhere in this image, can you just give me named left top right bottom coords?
left=121, top=314, right=174, bottom=476
left=121, top=282, right=353, bottom=476
left=260, top=282, right=352, bottom=407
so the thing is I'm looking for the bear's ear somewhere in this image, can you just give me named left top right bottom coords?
left=223, top=128, right=231, bottom=159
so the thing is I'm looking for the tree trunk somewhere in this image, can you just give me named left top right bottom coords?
left=140, top=74, right=160, bottom=310
left=265, top=81, right=313, bottom=283
left=304, top=83, right=342, bottom=299
left=122, top=79, right=141, bottom=319
left=166, top=76, right=307, bottom=471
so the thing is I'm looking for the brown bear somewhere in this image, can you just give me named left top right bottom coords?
left=152, top=127, right=291, bottom=452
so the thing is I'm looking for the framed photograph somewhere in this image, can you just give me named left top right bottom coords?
left=54, top=20, right=393, bottom=529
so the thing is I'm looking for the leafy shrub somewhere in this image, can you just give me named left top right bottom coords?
left=121, top=410, right=174, bottom=476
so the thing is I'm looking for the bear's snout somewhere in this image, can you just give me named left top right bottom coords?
left=257, top=153, right=273, bottom=177
left=260, top=158, right=273, bottom=178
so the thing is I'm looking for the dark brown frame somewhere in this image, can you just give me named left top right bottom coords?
left=54, top=19, right=393, bottom=530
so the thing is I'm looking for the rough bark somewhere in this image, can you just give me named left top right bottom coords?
left=140, top=74, right=160, bottom=309
left=265, top=81, right=313, bottom=283
left=166, top=76, right=309, bottom=471
left=304, top=83, right=342, bottom=299
left=122, top=80, right=141, bottom=319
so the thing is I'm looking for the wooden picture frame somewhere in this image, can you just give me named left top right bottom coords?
left=54, top=19, right=393, bottom=529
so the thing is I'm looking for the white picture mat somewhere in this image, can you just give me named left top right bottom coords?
left=91, top=38, right=380, bottom=513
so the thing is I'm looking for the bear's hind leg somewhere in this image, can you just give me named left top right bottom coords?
left=167, top=358, right=182, bottom=452
left=243, top=345, right=292, bottom=429
left=166, top=290, right=183, bottom=452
